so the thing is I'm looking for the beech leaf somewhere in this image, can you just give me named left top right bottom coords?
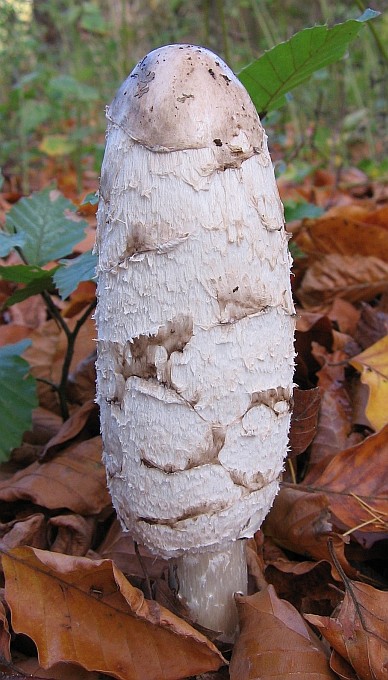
left=0, top=436, right=110, bottom=515
left=0, top=340, right=38, bottom=461
left=350, top=335, right=388, bottom=431
left=2, top=547, right=226, bottom=680
left=5, top=188, right=87, bottom=266
left=289, top=386, right=320, bottom=456
left=237, top=12, right=379, bottom=115
left=307, top=425, right=388, bottom=544
left=306, top=580, right=388, bottom=680
left=230, top=585, right=336, bottom=679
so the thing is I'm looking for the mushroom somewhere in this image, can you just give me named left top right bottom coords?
left=95, top=44, right=295, bottom=640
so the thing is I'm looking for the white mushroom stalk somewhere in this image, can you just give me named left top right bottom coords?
left=95, top=44, right=295, bottom=640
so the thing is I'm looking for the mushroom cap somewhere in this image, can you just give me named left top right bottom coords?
left=107, top=44, right=264, bottom=159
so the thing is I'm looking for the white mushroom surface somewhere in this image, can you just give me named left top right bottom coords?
left=95, top=44, right=295, bottom=560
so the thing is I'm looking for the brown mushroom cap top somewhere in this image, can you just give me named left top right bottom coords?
left=107, top=44, right=264, bottom=160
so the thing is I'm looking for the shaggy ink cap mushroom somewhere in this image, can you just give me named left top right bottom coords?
left=107, top=44, right=264, bottom=165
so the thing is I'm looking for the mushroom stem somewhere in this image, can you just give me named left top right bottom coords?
left=176, top=540, right=247, bottom=641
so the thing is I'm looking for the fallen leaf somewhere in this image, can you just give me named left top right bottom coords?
left=288, top=387, right=320, bottom=457
left=41, top=400, right=99, bottom=461
left=330, top=651, right=359, bottom=680
left=327, top=298, right=360, bottom=336
left=296, top=214, right=388, bottom=260
left=264, top=557, right=342, bottom=617
left=305, top=347, right=353, bottom=481
left=263, top=486, right=357, bottom=578
left=350, top=335, right=388, bottom=431
left=97, top=519, right=167, bottom=581
left=48, top=515, right=96, bottom=556
left=354, top=303, right=388, bottom=350
left=230, top=585, right=336, bottom=679
left=0, top=437, right=110, bottom=515
left=0, top=514, right=47, bottom=551
left=306, top=578, right=388, bottom=680
left=2, top=547, right=226, bottom=680
left=306, top=426, right=388, bottom=545
left=297, top=255, right=388, bottom=309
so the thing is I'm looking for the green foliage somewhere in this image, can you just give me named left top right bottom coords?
left=284, top=201, right=324, bottom=222
left=0, top=340, right=38, bottom=461
left=5, top=188, right=87, bottom=266
left=54, top=251, right=97, bottom=300
left=238, top=10, right=380, bottom=116
left=0, top=264, right=58, bottom=307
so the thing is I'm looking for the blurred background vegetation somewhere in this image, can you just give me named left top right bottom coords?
left=0, top=0, right=387, bottom=195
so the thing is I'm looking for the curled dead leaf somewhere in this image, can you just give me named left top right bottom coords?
left=2, top=547, right=226, bottom=680
left=230, top=585, right=336, bottom=679
left=305, top=578, right=388, bottom=680
left=298, top=255, right=388, bottom=309
left=0, top=437, right=110, bottom=515
left=289, top=387, right=320, bottom=457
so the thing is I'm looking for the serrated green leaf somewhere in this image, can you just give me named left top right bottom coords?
left=54, top=250, right=97, bottom=299
left=0, top=231, right=26, bottom=257
left=0, top=264, right=58, bottom=307
left=5, top=188, right=88, bottom=267
left=0, top=340, right=38, bottom=461
left=238, top=11, right=380, bottom=115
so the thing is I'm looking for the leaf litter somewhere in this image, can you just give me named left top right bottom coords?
left=0, top=162, right=387, bottom=679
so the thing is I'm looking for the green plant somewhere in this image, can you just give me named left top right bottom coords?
left=0, top=187, right=97, bottom=459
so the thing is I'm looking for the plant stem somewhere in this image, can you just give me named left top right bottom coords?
left=56, top=299, right=96, bottom=420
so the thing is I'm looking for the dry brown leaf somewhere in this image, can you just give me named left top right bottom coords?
left=0, top=437, right=110, bottom=515
left=350, top=335, right=388, bottom=431
left=327, top=299, right=360, bottom=336
left=0, top=514, right=47, bottom=551
left=263, top=486, right=357, bottom=579
left=41, top=400, right=99, bottom=461
left=354, top=303, right=388, bottom=350
left=306, top=579, right=388, bottom=680
left=289, top=387, right=320, bottom=457
left=298, top=255, right=388, bottom=309
left=2, top=546, right=226, bottom=680
left=48, top=515, right=96, bottom=556
left=14, top=656, right=105, bottom=680
left=296, top=214, right=388, bottom=260
left=264, top=557, right=342, bottom=617
left=305, top=347, right=353, bottom=481
left=230, top=585, right=336, bottom=679
left=97, top=519, right=167, bottom=581
left=307, top=425, right=388, bottom=544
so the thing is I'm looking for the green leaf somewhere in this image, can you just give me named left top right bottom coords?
left=0, top=231, right=26, bottom=257
left=81, top=192, right=99, bottom=206
left=5, top=188, right=88, bottom=267
left=54, top=250, right=97, bottom=299
left=284, top=200, right=324, bottom=222
left=238, top=10, right=380, bottom=115
left=0, top=340, right=38, bottom=461
left=0, top=264, right=58, bottom=307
